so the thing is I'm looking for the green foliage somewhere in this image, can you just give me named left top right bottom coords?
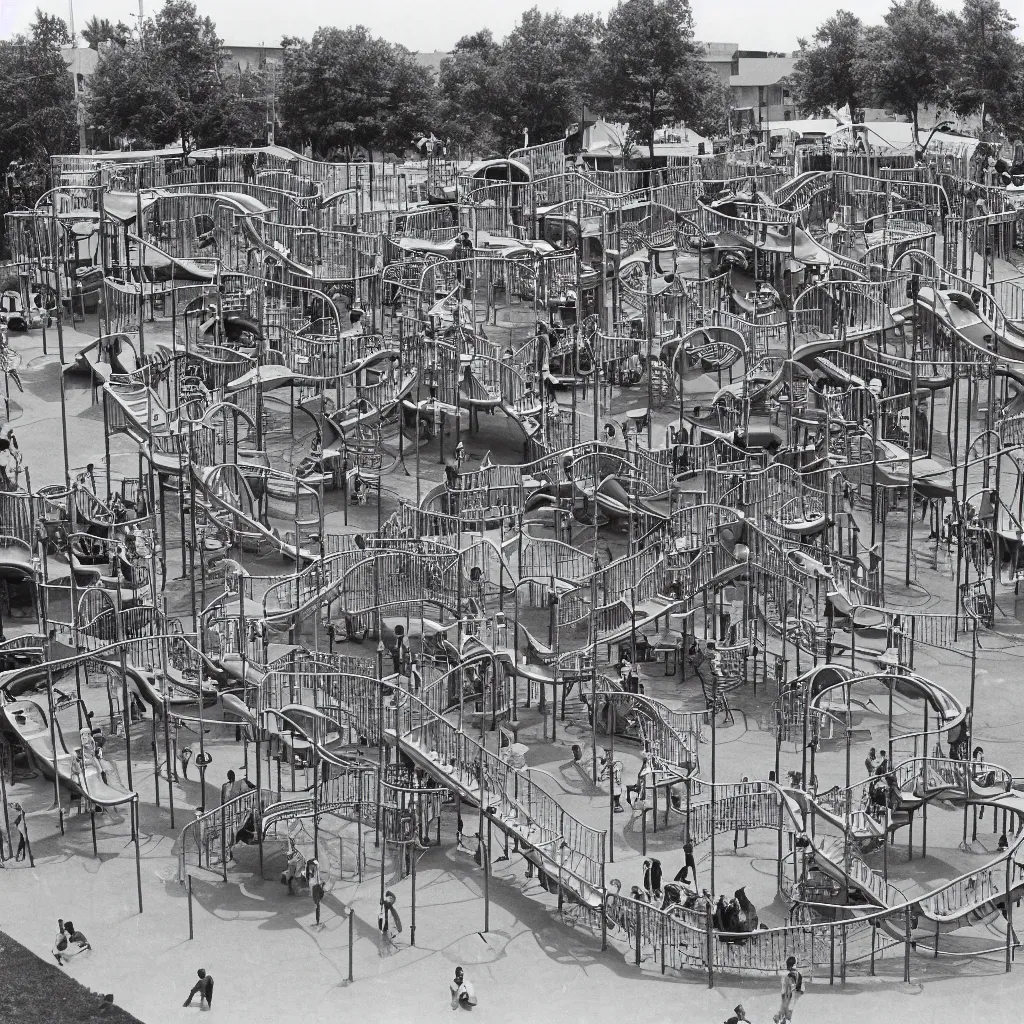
left=278, top=26, right=436, bottom=159
left=791, top=10, right=868, bottom=118
left=87, top=0, right=251, bottom=153
left=437, top=32, right=503, bottom=154
left=593, top=0, right=713, bottom=157
left=29, top=9, right=72, bottom=47
left=494, top=8, right=598, bottom=151
left=437, top=9, right=598, bottom=155
left=862, top=0, right=959, bottom=141
left=80, top=16, right=129, bottom=49
left=948, top=0, right=1022, bottom=132
left=0, top=10, right=77, bottom=187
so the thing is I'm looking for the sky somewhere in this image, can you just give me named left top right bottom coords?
left=0, top=0, right=1004, bottom=52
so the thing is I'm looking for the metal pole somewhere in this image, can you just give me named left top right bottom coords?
left=608, top=701, right=615, bottom=862
left=348, top=909, right=355, bottom=982
left=134, top=800, right=143, bottom=912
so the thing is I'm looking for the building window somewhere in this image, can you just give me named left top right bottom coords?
left=783, top=87, right=791, bottom=99
left=784, top=111, right=791, bottom=121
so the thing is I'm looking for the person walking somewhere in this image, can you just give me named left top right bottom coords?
left=774, top=955, right=805, bottom=1022
left=674, top=836, right=697, bottom=886
left=307, top=858, right=324, bottom=927
left=12, top=803, right=28, bottom=862
left=183, top=968, right=214, bottom=1010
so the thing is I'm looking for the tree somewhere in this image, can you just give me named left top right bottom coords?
left=87, top=0, right=237, bottom=153
left=0, top=11, right=77, bottom=178
left=81, top=16, right=129, bottom=49
left=593, top=0, right=712, bottom=159
left=492, top=8, right=599, bottom=152
left=279, top=27, right=436, bottom=159
left=863, top=0, right=958, bottom=146
left=29, top=9, right=71, bottom=47
left=790, top=11, right=868, bottom=118
left=948, top=0, right=1022, bottom=134
left=437, top=31, right=504, bottom=154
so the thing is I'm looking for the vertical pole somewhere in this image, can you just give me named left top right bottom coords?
left=188, top=874, right=194, bottom=939
left=904, top=905, right=912, bottom=983
left=705, top=904, right=714, bottom=988
left=1006, top=856, right=1014, bottom=972
left=134, top=801, right=143, bottom=913
left=348, top=909, right=354, bottom=983
left=410, top=830, right=417, bottom=947
left=608, top=702, right=615, bottom=863
left=220, top=805, right=227, bottom=883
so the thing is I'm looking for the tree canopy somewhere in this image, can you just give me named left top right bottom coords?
left=790, top=11, right=869, bottom=118
left=81, top=16, right=130, bottom=49
left=0, top=9, right=77, bottom=185
left=862, top=0, right=960, bottom=143
left=948, top=0, right=1021, bottom=133
left=87, top=0, right=257, bottom=153
left=437, top=31, right=504, bottom=154
left=279, top=26, right=435, bottom=159
left=593, top=0, right=714, bottom=158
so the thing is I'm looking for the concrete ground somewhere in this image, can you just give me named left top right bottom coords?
left=3, top=310, right=1024, bottom=1023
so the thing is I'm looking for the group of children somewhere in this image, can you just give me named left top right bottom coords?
left=279, top=837, right=326, bottom=925
left=52, top=919, right=91, bottom=966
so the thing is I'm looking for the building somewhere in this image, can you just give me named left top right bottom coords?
left=698, top=42, right=738, bottom=87
left=729, top=52, right=798, bottom=128
left=222, top=45, right=284, bottom=71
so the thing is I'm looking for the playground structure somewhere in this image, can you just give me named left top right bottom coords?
left=1, top=138, right=1024, bottom=995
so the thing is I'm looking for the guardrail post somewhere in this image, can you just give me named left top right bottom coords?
left=870, top=921, right=876, bottom=976
left=841, top=921, right=847, bottom=984
left=705, top=904, right=714, bottom=988
left=221, top=806, right=228, bottom=882
left=904, top=906, right=911, bottom=983
left=635, top=901, right=641, bottom=966
left=601, top=860, right=607, bottom=952
left=829, top=925, right=835, bottom=985
left=187, top=874, right=194, bottom=940
left=348, top=909, right=354, bottom=983
left=1006, top=858, right=1014, bottom=973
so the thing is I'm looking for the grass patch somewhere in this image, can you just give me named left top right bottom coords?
left=0, top=930, right=146, bottom=1024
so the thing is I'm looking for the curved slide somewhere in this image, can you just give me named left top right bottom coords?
left=2, top=698, right=136, bottom=807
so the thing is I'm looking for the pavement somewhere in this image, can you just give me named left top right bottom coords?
left=3, top=310, right=1024, bottom=1023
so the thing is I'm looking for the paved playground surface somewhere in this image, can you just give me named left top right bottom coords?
left=4, top=304, right=1024, bottom=1024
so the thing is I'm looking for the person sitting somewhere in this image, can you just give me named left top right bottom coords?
left=52, top=919, right=69, bottom=965
left=58, top=921, right=91, bottom=962
left=450, top=966, right=477, bottom=1010
left=722, top=897, right=743, bottom=935
left=735, top=887, right=759, bottom=931
left=713, top=894, right=728, bottom=931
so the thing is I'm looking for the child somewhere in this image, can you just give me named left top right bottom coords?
left=183, top=968, right=214, bottom=1010
left=774, top=955, right=805, bottom=1022
left=12, top=803, right=27, bottom=861
left=307, top=858, right=324, bottom=926
left=450, top=966, right=477, bottom=1009
left=52, top=919, right=69, bottom=965
left=280, top=838, right=305, bottom=894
